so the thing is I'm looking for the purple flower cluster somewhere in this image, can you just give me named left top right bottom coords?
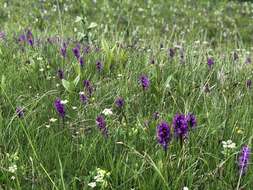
left=172, top=113, right=197, bottom=143
left=173, top=114, right=189, bottom=139
left=157, top=121, right=171, bottom=151
left=238, top=145, right=250, bottom=175
left=54, top=98, right=65, bottom=118
left=18, top=30, right=34, bottom=46
left=115, top=97, right=124, bottom=108
left=139, top=75, right=150, bottom=90
left=156, top=113, right=197, bottom=151
left=207, top=58, right=214, bottom=69
left=96, top=115, right=108, bottom=137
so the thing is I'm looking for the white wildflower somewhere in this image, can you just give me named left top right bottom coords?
left=88, top=182, right=96, bottom=188
left=60, top=100, right=68, bottom=104
left=49, top=118, right=57, bottom=123
left=102, top=108, right=113, bottom=116
left=8, top=164, right=17, bottom=173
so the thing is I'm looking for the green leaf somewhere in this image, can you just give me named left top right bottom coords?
left=73, top=62, right=81, bottom=75
left=73, top=75, right=80, bottom=87
left=62, top=79, right=73, bottom=92
left=88, top=22, right=98, bottom=29
left=164, top=75, right=173, bottom=88
left=1, top=75, right=6, bottom=91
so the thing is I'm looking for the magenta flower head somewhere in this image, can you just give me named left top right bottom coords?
left=186, top=113, right=197, bottom=128
left=54, top=98, right=65, bottom=118
left=57, top=69, right=64, bottom=80
left=96, top=60, right=103, bottom=72
left=115, top=97, right=124, bottom=108
left=246, top=80, right=252, bottom=89
left=157, top=121, right=171, bottom=151
left=238, top=145, right=250, bottom=175
left=60, top=42, right=67, bottom=58
left=173, top=114, right=188, bottom=140
left=72, top=44, right=81, bottom=59
left=139, top=75, right=150, bottom=90
left=83, top=80, right=93, bottom=96
left=16, top=107, right=24, bottom=118
left=207, top=58, right=214, bottom=69
left=96, top=115, right=108, bottom=137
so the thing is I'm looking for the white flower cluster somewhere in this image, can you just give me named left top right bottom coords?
left=88, top=168, right=111, bottom=188
left=221, top=139, right=236, bottom=155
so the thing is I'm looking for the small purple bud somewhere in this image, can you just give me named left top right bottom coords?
left=153, top=111, right=160, bottom=120
left=60, top=43, right=67, bottom=58
left=83, top=80, right=93, bottom=96
left=207, top=58, right=214, bottom=69
left=26, top=30, right=33, bottom=46
left=115, top=97, right=124, bottom=108
left=246, top=80, right=252, bottom=89
left=96, top=115, right=108, bottom=137
left=57, top=69, right=64, bottom=80
left=80, top=92, right=88, bottom=104
left=79, top=57, right=84, bottom=67
left=16, top=107, right=24, bottom=118
left=96, top=61, right=103, bottom=72
left=73, top=44, right=80, bottom=59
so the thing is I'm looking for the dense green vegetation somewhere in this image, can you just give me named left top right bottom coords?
left=0, top=0, right=253, bottom=189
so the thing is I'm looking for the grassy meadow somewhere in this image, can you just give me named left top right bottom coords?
left=0, top=0, right=253, bottom=189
